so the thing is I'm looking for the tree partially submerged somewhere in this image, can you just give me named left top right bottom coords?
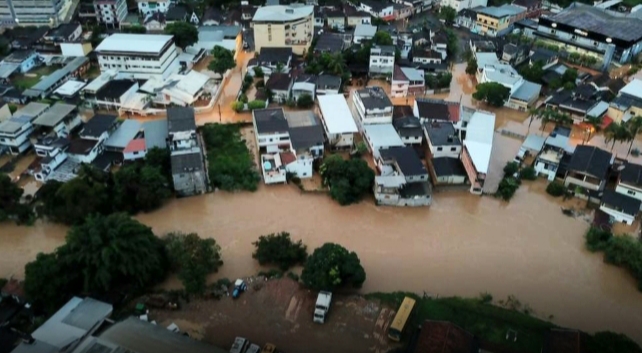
left=301, top=243, right=366, bottom=290
left=473, top=82, right=510, bottom=107
left=320, top=155, right=374, bottom=205
left=252, top=232, right=307, bottom=271
left=209, top=45, right=236, bottom=75
left=0, top=173, right=33, bottom=224
left=165, top=232, right=223, bottom=295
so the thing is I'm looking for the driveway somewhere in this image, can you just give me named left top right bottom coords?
left=196, top=51, right=254, bottom=125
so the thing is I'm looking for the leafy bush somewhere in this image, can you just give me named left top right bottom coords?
left=252, top=232, right=308, bottom=271
left=301, top=243, right=366, bottom=290
left=239, top=93, right=248, bottom=103
left=503, top=162, right=519, bottom=176
left=320, top=155, right=374, bottom=205
left=585, top=227, right=613, bottom=252
left=519, top=167, right=537, bottom=181
left=255, top=79, right=265, bottom=88
left=231, top=101, right=245, bottom=112
left=296, top=94, right=314, bottom=108
left=496, top=177, right=520, bottom=201
left=253, top=66, right=264, bottom=78
left=546, top=181, right=566, bottom=197
left=247, top=100, right=266, bottom=110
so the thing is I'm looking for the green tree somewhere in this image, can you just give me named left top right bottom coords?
left=585, top=227, right=613, bottom=252
left=496, top=177, right=520, bottom=201
left=253, top=66, right=264, bottom=78
left=503, top=162, right=519, bottom=176
left=209, top=45, right=236, bottom=75
left=164, top=21, right=198, bottom=49
left=0, top=173, right=33, bottom=224
left=296, top=93, right=314, bottom=108
left=63, top=213, right=168, bottom=293
left=319, top=155, right=375, bottom=205
left=465, top=57, right=477, bottom=75
left=24, top=252, right=80, bottom=314
left=164, top=232, right=223, bottom=295
left=439, top=6, right=457, bottom=24
left=519, top=61, right=544, bottom=83
left=301, top=243, right=366, bottom=290
left=625, top=116, right=642, bottom=157
left=373, top=31, right=393, bottom=45
left=113, top=163, right=171, bottom=213
left=472, top=82, right=510, bottom=107
left=605, top=122, right=632, bottom=151
left=122, top=25, right=147, bottom=34
left=445, top=29, right=459, bottom=59
left=252, top=232, right=307, bottom=271
left=145, top=147, right=172, bottom=183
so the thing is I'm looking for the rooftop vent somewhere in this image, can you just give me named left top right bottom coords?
left=285, top=8, right=294, bottom=13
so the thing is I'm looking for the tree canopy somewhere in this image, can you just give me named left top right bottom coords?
left=519, top=61, right=544, bottom=83
left=122, top=25, right=146, bottom=34
left=209, top=45, right=236, bottom=75
left=0, top=173, right=33, bottom=224
left=25, top=213, right=169, bottom=313
left=465, top=57, right=477, bottom=76
left=320, top=155, right=374, bottom=205
left=252, top=232, right=308, bottom=271
left=297, top=93, right=314, bottom=108
left=165, top=232, right=223, bottom=295
left=472, top=82, right=510, bottom=107
left=164, top=22, right=198, bottom=49
left=113, top=163, right=171, bottom=213
left=301, top=243, right=366, bottom=290
left=439, top=6, right=457, bottom=24
left=373, top=31, right=393, bottom=46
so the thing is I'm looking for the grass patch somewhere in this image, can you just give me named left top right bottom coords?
left=13, top=65, right=59, bottom=89
left=201, top=123, right=260, bottom=191
left=365, top=292, right=554, bottom=353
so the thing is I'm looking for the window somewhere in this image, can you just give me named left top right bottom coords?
left=628, top=190, right=636, bottom=196
left=437, top=147, right=443, bottom=151
left=450, top=147, right=457, bottom=151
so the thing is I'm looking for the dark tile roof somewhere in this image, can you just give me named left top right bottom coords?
left=457, top=8, right=478, bottom=18
left=355, top=86, right=392, bottom=110
left=67, top=138, right=99, bottom=155
left=432, top=157, right=466, bottom=177
left=546, top=3, right=642, bottom=42
left=412, top=321, right=476, bottom=353
left=380, top=146, right=427, bottom=177
left=415, top=98, right=450, bottom=120
left=81, top=114, right=117, bottom=138
left=171, top=151, right=204, bottom=174
left=425, top=121, right=460, bottom=146
left=95, top=80, right=137, bottom=100
left=530, top=48, right=558, bottom=64
left=266, top=73, right=292, bottom=91
left=513, top=0, right=541, bottom=9
left=258, top=47, right=292, bottom=64
left=601, top=189, right=641, bottom=216
left=314, top=33, right=345, bottom=53
left=289, top=125, right=325, bottom=151
left=203, top=7, right=225, bottom=22
left=167, top=107, right=196, bottom=133
left=393, top=116, right=423, bottom=138
left=253, top=108, right=288, bottom=134
left=412, top=46, right=442, bottom=59
left=393, top=105, right=414, bottom=119
left=316, top=74, right=341, bottom=89
left=503, top=43, right=518, bottom=55
left=166, top=5, right=188, bottom=21
left=47, top=23, right=80, bottom=39
left=568, top=145, right=612, bottom=179
left=620, top=162, right=642, bottom=187
left=360, top=0, right=389, bottom=12
left=91, top=151, right=120, bottom=171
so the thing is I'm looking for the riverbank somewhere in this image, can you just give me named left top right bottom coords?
left=2, top=181, right=642, bottom=344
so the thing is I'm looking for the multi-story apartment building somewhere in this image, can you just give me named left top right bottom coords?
left=95, top=33, right=180, bottom=80
left=352, top=86, right=394, bottom=128
left=0, top=0, right=69, bottom=26
left=94, top=0, right=127, bottom=27
left=252, top=4, right=314, bottom=55
left=440, top=0, right=487, bottom=13
left=369, top=45, right=395, bottom=76
left=137, top=0, right=171, bottom=16
left=474, top=4, right=525, bottom=37
left=167, top=107, right=207, bottom=197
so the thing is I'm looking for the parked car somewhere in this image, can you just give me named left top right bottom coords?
left=246, top=344, right=261, bottom=353
left=230, top=337, right=248, bottom=353
left=261, top=344, right=277, bottom=353
left=232, top=279, right=248, bottom=299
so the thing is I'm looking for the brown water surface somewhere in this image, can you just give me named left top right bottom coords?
left=2, top=184, right=642, bottom=343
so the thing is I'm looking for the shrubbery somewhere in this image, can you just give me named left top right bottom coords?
left=546, top=181, right=566, bottom=197
left=231, top=101, right=245, bottom=112
left=248, top=100, right=266, bottom=110
left=320, top=155, right=374, bottom=205
left=252, top=232, right=307, bottom=271
left=503, top=162, right=519, bottom=176
left=164, top=232, right=223, bottom=295
left=301, top=243, right=366, bottom=290
left=496, top=177, right=520, bottom=201
left=585, top=227, right=642, bottom=291
left=519, top=166, right=537, bottom=180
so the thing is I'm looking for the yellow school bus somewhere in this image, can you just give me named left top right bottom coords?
left=387, top=296, right=416, bottom=341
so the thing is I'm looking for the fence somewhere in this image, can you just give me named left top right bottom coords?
left=499, top=129, right=526, bottom=140
left=424, top=87, right=451, bottom=95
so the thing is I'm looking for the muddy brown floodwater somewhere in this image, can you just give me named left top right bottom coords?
left=2, top=183, right=642, bottom=344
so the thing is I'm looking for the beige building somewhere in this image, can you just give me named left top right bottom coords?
left=252, top=4, right=314, bottom=55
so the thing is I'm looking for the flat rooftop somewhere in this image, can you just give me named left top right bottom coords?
left=95, top=33, right=174, bottom=54
left=33, top=103, right=76, bottom=127
left=252, top=4, right=313, bottom=22
left=545, top=3, right=642, bottom=42
left=317, top=94, right=358, bottom=134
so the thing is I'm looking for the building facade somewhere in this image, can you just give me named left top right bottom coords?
left=137, top=0, right=171, bottom=16
left=441, top=0, right=487, bottom=13
left=252, top=5, right=314, bottom=55
left=0, top=0, right=69, bottom=26
left=94, top=0, right=127, bottom=26
left=95, top=34, right=180, bottom=79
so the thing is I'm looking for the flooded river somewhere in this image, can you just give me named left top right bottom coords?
left=2, top=184, right=642, bottom=343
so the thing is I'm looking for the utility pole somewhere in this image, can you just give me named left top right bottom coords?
left=218, top=104, right=222, bottom=122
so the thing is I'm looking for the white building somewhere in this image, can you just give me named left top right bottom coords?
left=32, top=103, right=82, bottom=140
left=317, top=94, right=358, bottom=149
left=369, top=45, right=395, bottom=76
left=137, top=0, right=171, bottom=16
left=391, top=65, right=425, bottom=98
left=94, top=0, right=128, bottom=26
left=363, top=124, right=404, bottom=159
left=600, top=190, right=640, bottom=225
left=359, top=0, right=394, bottom=20
left=190, top=26, right=243, bottom=57
left=424, top=121, right=462, bottom=158
left=616, top=162, right=642, bottom=210
left=353, top=23, right=377, bottom=44
left=253, top=108, right=291, bottom=153
left=461, top=110, right=495, bottom=194
left=95, top=34, right=181, bottom=80
left=352, top=86, right=393, bottom=128
left=252, top=5, right=314, bottom=55
left=440, top=0, right=487, bottom=13
left=0, top=102, right=49, bottom=155
left=139, top=70, right=214, bottom=107
left=261, top=153, right=287, bottom=184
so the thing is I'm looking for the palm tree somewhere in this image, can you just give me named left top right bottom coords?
left=538, top=107, right=557, bottom=133
left=605, top=122, right=632, bottom=152
left=625, top=116, right=642, bottom=157
left=527, top=107, right=541, bottom=131
left=583, top=115, right=603, bottom=143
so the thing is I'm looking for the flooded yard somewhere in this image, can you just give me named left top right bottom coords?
left=2, top=183, right=642, bottom=344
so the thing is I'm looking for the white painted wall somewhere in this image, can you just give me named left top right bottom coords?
left=616, top=183, right=642, bottom=210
